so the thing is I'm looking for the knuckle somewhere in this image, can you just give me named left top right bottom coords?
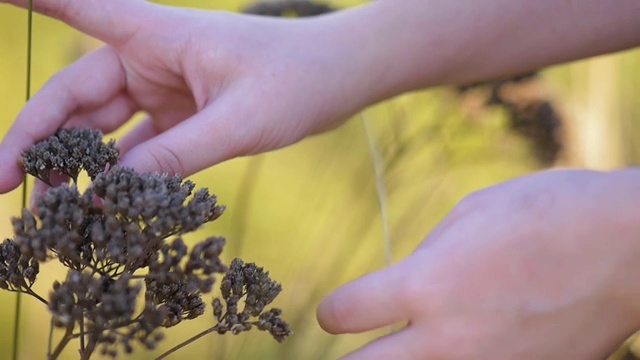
left=450, top=190, right=487, bottom=219
left=146, top=144, right=184, bottom=176
left=241, top=129, right=276, bottom=156
left=47, top=0, right=77, bottom=23
left=395, top=273, right=428, bottom=315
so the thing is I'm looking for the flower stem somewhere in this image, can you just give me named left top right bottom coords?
left=49, top=324, right=74, bottom=360
left=25, top=288, right=49, bottom=305
left=47, top=318, right=54, bottom=360
left=155, top=325, right=220, bottom=360
left=13, top=2, right=34, bottom=360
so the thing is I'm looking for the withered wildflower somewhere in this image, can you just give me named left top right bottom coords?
left=12, top=184, right=93, bottom=262
left=244, top=0, right=334, bottom=17
left=0, top=238, right=38, bottom=291
left=212, top=258, right=291, bottom=342
left=155, top=259, right=292, bottom=360
left=145, top=237, right=227, bottom=327
left=20, top=127, right=119, bottom=183
left=2, top=128, right=290, bottom=359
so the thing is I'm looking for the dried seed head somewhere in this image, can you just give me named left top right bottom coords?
left=6, top=127, right=289, bottom=357
left=244, top=0, right=334, bottom=17
left=212, top=258, right=291, bottom=342
left=20, top=127, right=119, bottom=183
left=0, top=239, right=39, bottom=290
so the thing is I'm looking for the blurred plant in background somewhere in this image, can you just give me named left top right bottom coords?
left=0, top=0, right=639, bottom=359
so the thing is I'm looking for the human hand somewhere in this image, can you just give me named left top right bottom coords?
left=318, top=169, right=640, bottom=359
left=0, top=0, right=377, bottom=194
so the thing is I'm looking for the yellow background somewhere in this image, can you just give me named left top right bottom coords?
left=0, top=1, right=639, bottom=359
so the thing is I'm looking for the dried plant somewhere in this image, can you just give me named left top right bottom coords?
left=19, top=127, right=119, bottom=183
left=243, top=0, right=334, bottom=17
left=2, top=128, right=291, bottom=359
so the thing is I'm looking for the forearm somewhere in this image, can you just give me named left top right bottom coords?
left=321, top=0, right=640, bottom=104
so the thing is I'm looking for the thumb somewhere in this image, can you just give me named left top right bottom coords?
left=317, top=258, right=421, bottom=335
left=1, top=0, right=153, bottom=45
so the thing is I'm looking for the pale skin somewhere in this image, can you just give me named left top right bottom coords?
left=1, top=0, right=640, bottom=358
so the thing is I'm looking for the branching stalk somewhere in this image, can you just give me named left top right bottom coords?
left=155, top=325, right=220, bottom=360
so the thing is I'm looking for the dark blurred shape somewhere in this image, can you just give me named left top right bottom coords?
left=458, top=73, right=563, bottom=166
left=244, top=0, right=334, bottom=17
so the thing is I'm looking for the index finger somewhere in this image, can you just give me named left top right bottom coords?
left=0, top=47, right=126, bottom=193
left=0, top=0, right=153, bottom=44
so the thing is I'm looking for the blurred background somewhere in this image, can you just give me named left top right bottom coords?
left=0, top=0, right=639, bottom=359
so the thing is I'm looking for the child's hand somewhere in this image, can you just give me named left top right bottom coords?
left=318, top=169, right=640, bottom=359
left=0, top=0, right=374, bottom=193
left=2, top=0, right=638, bottom=197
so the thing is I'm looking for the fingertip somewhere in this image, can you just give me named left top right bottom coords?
left=316, top=294, right=343, bottom=335
left=0, top=172, right=24, bottom=194
left=317, top=262, right=420, bottom=335
left=316, top=279, right=386, bottom=335
left=0, top=154, right=25, bottom=194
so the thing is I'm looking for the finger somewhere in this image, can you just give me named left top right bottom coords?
left=118, top=100, right=254, bottom=176
left=341, top=330, right=423, bottom=360
left=0, top=0, right=153, bottom=45
left=317, top=259, right=420, bottom=335
left=0, top=46, right=125, bottom=193
left=117, top=117, right=159, bottom=156
left=65, top=93, right=139, bottom=134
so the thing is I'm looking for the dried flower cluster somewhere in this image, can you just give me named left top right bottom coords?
left=2, top=128, right=290, bottom=359
left=244, top=0, right=334, bottom=17
left=212, top=259, right=291, bottom=342
left=20, top=127, right=119, bottom=183
left=458, top=73, right=563, bottom=165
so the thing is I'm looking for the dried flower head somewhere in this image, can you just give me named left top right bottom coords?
left=244, top=0, right=334, bottom=17
left=0, top=239, right=38, bottom=291
left=5, top=128, right=290, bottom=359
left=212, top=258, right=292, bottom=342
left=20, top=127, right=119, bottom=183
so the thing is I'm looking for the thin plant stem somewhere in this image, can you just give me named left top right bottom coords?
left=49, top=324, right=75, bottom=360
left=79, top=316, right=86, bottom=354
left=47, top=318, right=55, bottom=360
left=360, top=112, right=393, bottom=335
left=4, top=288, right=48, bottom=306
left=155, top=325, right=220, bottom=360
left=360, top=112, right=392, bottom=267
left=80, top=338, right=96, bottom=360
left=24, top=288, right=48, bottom=305
left=13, top=2, right=34, bottom=360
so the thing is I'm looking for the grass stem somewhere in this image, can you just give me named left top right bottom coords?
left=13, top=2, right=34, bottom=359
